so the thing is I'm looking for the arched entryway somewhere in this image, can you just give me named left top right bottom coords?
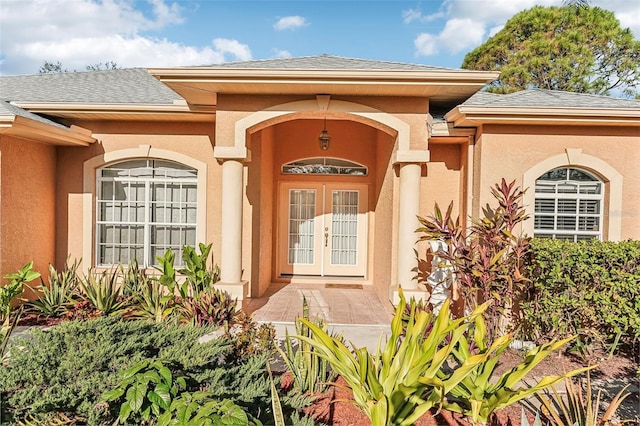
left=245, top=115, right=396, bottom=298
left=214, top=96, right=430, bottom=306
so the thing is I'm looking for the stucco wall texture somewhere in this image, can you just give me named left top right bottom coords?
left=0, top=136, right=56, bottom=296
left=56, top=121, right=219, bottom=270
left=474, top=125, right=640, bottom=241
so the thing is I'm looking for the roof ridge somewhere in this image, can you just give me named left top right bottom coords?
left=204, top=54, right=461, bottom=71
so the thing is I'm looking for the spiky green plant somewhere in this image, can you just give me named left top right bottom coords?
left=277, top=297, right=339, bottom=395
left=27, top=259, right=80, bottom=317
left=443, top=314, right=594, bottom=426
left=536, top=371, right=631, bottom=426
left=130, top=280, right=176, bottom=323
left=297, top=291, right=494, bottom=426
left=79, top=267, right=128, bottom=315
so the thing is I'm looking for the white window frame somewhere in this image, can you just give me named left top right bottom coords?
left=95, top=159, right=197, bottom=267
left=534, top=167, right=603, bottom=242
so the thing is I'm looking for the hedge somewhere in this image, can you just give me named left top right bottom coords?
left=521, top=238, right=640, bottom=352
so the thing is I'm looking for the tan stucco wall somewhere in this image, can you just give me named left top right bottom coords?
left=56, top=121, right=220, bottom=270
left=422, top=144, right=464, bottom=218
left=373, top=130, right=395, bottom=302
left=0, top=136, right=56, bottom=289
left=473, top=125, right=640, bottom=241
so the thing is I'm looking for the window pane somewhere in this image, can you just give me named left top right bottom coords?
left=579, top=183, right=601, bottom=195
left=97, top=160, right=197, bottom=266
left=569, top=169, right=597, bottom=182
left=535, top=199, right=555, bottom=213
left=579, top=200, right=600, bottom=214
left=557, top=216, right=577, bottom=230
left=534, top=167, right=603, bottom=241
left=557, top=199, right=577, bottom=213
left=534, top=216, right=555, bottom=230
left=282, top=158, right=368, bottom=175
left=578, top=216, right=599, bottom=231
left=537, top=169, right=567, bottom=181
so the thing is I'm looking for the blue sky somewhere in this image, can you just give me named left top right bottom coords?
left=0, top=0, right=638, bottom=75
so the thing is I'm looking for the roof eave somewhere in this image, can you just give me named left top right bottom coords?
left=0, top=115, right=97, bottom=146
left=148, top=67, right=500, bottom=81
left=446, top=106, right=640, bottom=127
left=9, top=101, right=216, bottom=121
left=148, top=67, right=499, bottom=105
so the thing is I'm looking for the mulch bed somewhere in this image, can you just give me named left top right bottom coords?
left=287, top=348, right=638, bottom=426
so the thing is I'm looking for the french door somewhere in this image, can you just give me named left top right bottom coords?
left=278, top=182, right=368, bottom=277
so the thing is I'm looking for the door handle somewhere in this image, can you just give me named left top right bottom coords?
left=324, top=227, right=329, bottom=247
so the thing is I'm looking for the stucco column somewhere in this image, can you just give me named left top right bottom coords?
left=397, top=162, right=421, bottom=290
left=216, top=158, right=248, bottom=300
left=392, top=150, right=429, bottom=304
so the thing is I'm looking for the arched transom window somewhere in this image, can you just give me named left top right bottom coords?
left=282, top=158, right=367, bottom=175
left=96, top=159, right=197, bottom=266
left=534, top=167, right=603, bottom=241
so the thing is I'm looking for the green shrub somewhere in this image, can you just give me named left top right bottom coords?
left=0, top=318, right=268, bottom=424
left=521, top=239, right=640, bottom=353
left=101, top=359, right=187, bottom=424
left=1, top=317, right=310, bottom=425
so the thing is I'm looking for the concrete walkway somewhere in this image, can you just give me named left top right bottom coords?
left=243, top=282, right=395, bottom=351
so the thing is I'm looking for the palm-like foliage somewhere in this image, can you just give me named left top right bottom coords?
left=27, top=259, right=80, bottom=317
left=79, top=268, right=128, bottom=315
left=277, top=297, right=339, bottom=395
left=298, top=291, right=493, bottom=426
left=444, top=315, right=594, bottom=425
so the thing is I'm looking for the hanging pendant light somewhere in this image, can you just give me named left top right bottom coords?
left=318, top=115, right=331, bottom=150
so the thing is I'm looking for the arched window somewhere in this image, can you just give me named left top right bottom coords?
left=96, top=159, right=197, bottom=266
left=282, top=158, right=367, bottom=175
left=534, top=167, right=603, bottom=241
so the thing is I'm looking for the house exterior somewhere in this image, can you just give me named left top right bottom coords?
left=1, top=56, right=639, bottom=305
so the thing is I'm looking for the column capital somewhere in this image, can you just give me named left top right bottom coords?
left=392, top=149, right=430, bottom=165
left=214, top=146, right=248, bottom=160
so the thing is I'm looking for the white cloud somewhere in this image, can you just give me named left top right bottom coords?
left=212, top=38, right=252, bottom=62
left=414, top=33, right=438, bottom=56
left=415, top=18, right=485, bottom=56
left=0, top=0, right=251, bottom=74
left=402, top=8, right=422, bottom=24
left=412, top=0, right=639, bottom=58
left=273, top=16, right=308, bottom=31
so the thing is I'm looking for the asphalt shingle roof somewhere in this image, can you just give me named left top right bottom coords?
left=207, top=54, right=462, bottom=72
left=463, top=89, right=640, bottom=109
left=0, top=100, right=69, bottom=129
left=0, top=68, right=181, bottom=104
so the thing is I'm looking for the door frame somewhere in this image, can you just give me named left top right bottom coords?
left=276, top=181, right=369, bottom=278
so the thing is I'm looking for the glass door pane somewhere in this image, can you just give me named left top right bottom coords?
left=288, top=189, right=316, bottom=265
left=330, top=190, right=358, bottom=266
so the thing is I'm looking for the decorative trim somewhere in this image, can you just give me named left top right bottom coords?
left=226, top=99, right=411, bottom=156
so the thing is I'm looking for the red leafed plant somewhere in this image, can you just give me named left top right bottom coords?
left=417, top=178, right=532, bottom=341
